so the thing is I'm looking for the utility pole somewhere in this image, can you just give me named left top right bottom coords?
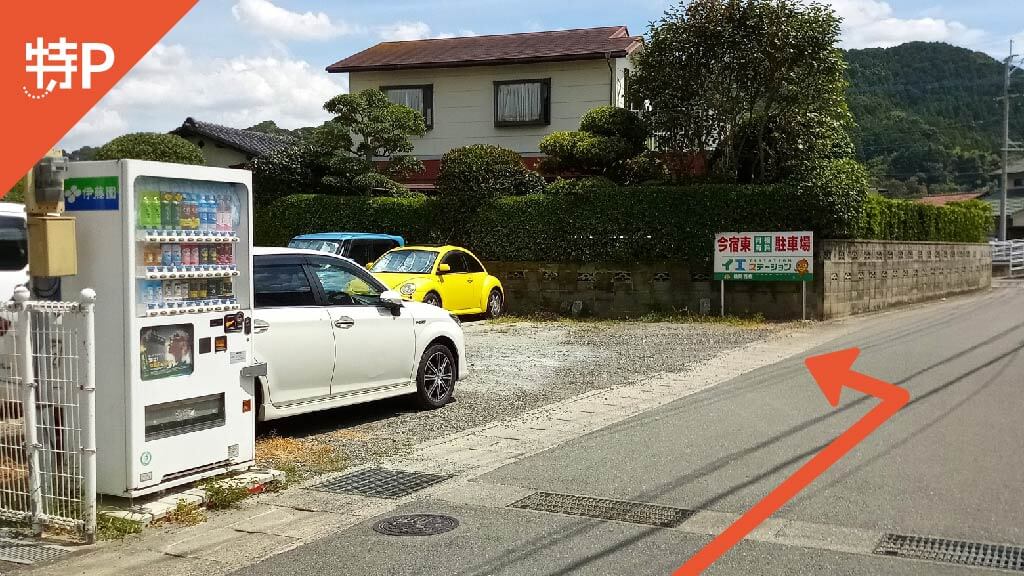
left=1000, top=39, right=1022, bottom=240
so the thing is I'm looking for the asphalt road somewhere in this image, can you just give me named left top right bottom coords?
left=241, top=284, right=1024, bottom=575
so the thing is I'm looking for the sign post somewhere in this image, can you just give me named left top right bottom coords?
left=713, top=231, right=814, bottom=319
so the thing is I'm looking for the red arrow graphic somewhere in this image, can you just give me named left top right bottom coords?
left=673, top=347, right=909, bottom=575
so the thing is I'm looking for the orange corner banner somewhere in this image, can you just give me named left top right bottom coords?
left=0, top=0, right=198, bottom=196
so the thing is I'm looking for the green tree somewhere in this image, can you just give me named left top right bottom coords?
left=632, top=0, right=853, bottom=183
left=95, top=133, right=204, bottom=165
left=251, top=89, right=427, bottom=200
left=320, top=89, right=427, bottom=163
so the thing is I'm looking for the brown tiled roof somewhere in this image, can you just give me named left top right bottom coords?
left=914, top=192, right=985, bottom=206
left=327, top=26, right=642, bottom=73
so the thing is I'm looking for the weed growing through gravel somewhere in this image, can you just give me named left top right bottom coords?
left=159, top=499, right=206, bottom=526
left=255, top=433, right=347, bottom=481
left=201, top=480, right=251, bottom=510
left=97, top=514, right=142, bottom=540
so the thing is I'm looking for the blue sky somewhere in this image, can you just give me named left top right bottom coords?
left=62, top=0, right=1024, bottom=150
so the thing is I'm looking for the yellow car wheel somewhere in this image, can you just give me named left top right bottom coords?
left=486, top=289, right=504, bottom=318
left=423, top=291, right=442, bottom=308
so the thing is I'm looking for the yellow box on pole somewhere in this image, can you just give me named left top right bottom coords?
left=27, top=216, right=78, bottom=276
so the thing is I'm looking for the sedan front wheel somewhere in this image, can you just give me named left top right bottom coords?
left=415, top=343, right=455, bottom=409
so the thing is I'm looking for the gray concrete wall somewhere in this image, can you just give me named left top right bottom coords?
left=820, top=240, right=991, bottom=319
left=484, top=240, right=991, bottom=320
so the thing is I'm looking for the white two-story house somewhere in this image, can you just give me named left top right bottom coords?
left=327, top=26, right=643, bottom=186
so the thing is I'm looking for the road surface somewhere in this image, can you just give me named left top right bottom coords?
left=239, top=283, right=1024, bottom=575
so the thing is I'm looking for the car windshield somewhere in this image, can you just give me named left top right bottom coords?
left=0, top=215, right=27, bottom=272
left=287, top=239, right=343, bottom=254
left=371, top=250, right=438, bottom=274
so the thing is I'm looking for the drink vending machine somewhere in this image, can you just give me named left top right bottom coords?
left=61, top=160, right=261, bottom=497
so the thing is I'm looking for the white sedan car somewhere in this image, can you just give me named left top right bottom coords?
left=252, top=247, right=466, bottom=421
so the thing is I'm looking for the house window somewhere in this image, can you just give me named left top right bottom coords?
left=1014, top=177, right=1023, bottom=187
left=381, top=85, right=433, bottom=129
left=494, top=79, right=551, bottom=127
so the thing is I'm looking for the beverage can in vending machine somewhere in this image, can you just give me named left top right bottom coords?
left=171, top=244, right=183, bottom=267
left=161, top=244, right=173, bottom=267
left=199, top=245, right=211, bottom=267
left=175, top=280, right=189, bottom=302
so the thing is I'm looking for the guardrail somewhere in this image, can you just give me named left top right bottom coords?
left=991, top=240, right=1024, bottom=276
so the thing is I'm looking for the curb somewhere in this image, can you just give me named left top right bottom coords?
left=100, top=469, right=285, bottom=526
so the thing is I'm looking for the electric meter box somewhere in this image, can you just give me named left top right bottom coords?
left=60, top=160, right=257, bottom=497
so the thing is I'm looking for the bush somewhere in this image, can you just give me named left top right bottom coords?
left=351, top=172, right=414, bottom=197
left=857, top=196, right=991, bottom=242
left=579, top=106, right=648, bottom=153
left=538, top=132, right=633, bottom=176
left=255, top=194, right=440, bottom=247
left=611, top=152, right=669, bottom=185
left=95, top=133, right=204, bottom=165
left=546, top=176, right=618, bottom=196
left=787, top=158, right=872, bottom=239
left=436, top=145, right=545, bottom=202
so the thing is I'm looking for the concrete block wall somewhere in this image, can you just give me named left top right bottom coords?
left=484, top=240, right=990, bottom=321
left=819, top=240, right=991, bottom=319
left=484, top=261, right=815, bottom=320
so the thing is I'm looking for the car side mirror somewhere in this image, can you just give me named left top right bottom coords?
left=380, top=290, right=403, bottom=315
left=438, top=263, right=451, bottom=274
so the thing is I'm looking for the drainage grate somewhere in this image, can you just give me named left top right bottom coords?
left=373, top=514, right=459, bottom=536
left=510, top=492, right=694, bottom=528
left=310, top=468, right=451, bottom=499
left=0, top=539, right=70, bottom=565
left=874, top=533, right=1024, bottom=572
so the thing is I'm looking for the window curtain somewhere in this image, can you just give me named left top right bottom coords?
left=497, top=82, right=543, bottom=122
left=385, top=88, right=424, bottom=115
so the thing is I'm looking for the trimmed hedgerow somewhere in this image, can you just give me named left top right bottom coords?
left=256, top=170, right=989, bottom=272
left=857, top=195, right=991, bottom=242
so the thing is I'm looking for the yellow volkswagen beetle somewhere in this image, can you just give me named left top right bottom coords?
left=369, top=245, right=505, bottom=317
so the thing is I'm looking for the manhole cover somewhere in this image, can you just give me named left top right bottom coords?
left=510, top=492, right=694, bottom=528
left=0, top=538, right=70, bottom=565
left=874, top=533, right=1024, bottom=572
left=373, top=514, right=459, bottom=536
left=310, top=468, right=451, bottom=499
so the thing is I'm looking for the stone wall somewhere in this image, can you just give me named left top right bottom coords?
left=484, top=240, right=990, bottom=320
left=484, top=261, right=815, bottom=320
left=820, top=240, right=991, bottom=319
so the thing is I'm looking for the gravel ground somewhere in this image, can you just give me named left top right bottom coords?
left=256, top=320, right=784, bottom=477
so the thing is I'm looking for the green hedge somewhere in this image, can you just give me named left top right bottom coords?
left=257, top=182, right=859, bottom=271
left=256, top=176, right=990, bottom=275
left=255, top=195, right=441, bottom=247
left=857, top=196, right=992, bottom=242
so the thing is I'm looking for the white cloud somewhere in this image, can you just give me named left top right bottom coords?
left=62, top=109, right=128, bottom=148
left=828, top=0, right=984, bottom=49
left=377, top=22, right=477, bottom=42
left=378, top=21, right=433, bottom=41
left=231, top=0, right=358, bottom=41
left=60, top=43, right=345, bottom=150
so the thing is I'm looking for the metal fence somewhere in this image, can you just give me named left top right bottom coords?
left=991, top=240, right=1024, bottom=276
left=0, top=288, right=96, bottom=542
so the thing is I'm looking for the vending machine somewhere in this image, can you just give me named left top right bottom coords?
left=60, top=160, right=258, bottom=497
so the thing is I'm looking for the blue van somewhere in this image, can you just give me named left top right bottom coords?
left=287, top=232, right=405, bottom=265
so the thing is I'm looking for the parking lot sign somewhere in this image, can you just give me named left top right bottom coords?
left=714, top=231, right=814, bottom=282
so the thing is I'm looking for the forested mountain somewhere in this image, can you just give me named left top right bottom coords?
left=844, top=41, right=1024, bottom=196
left=839, top=41, right=1024, bottom=195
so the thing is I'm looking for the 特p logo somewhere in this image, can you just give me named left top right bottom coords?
left=23, top=37, right=114, bottom=100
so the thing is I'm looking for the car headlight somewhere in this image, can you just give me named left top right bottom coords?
left=399, top=282, right=417, bottom=296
